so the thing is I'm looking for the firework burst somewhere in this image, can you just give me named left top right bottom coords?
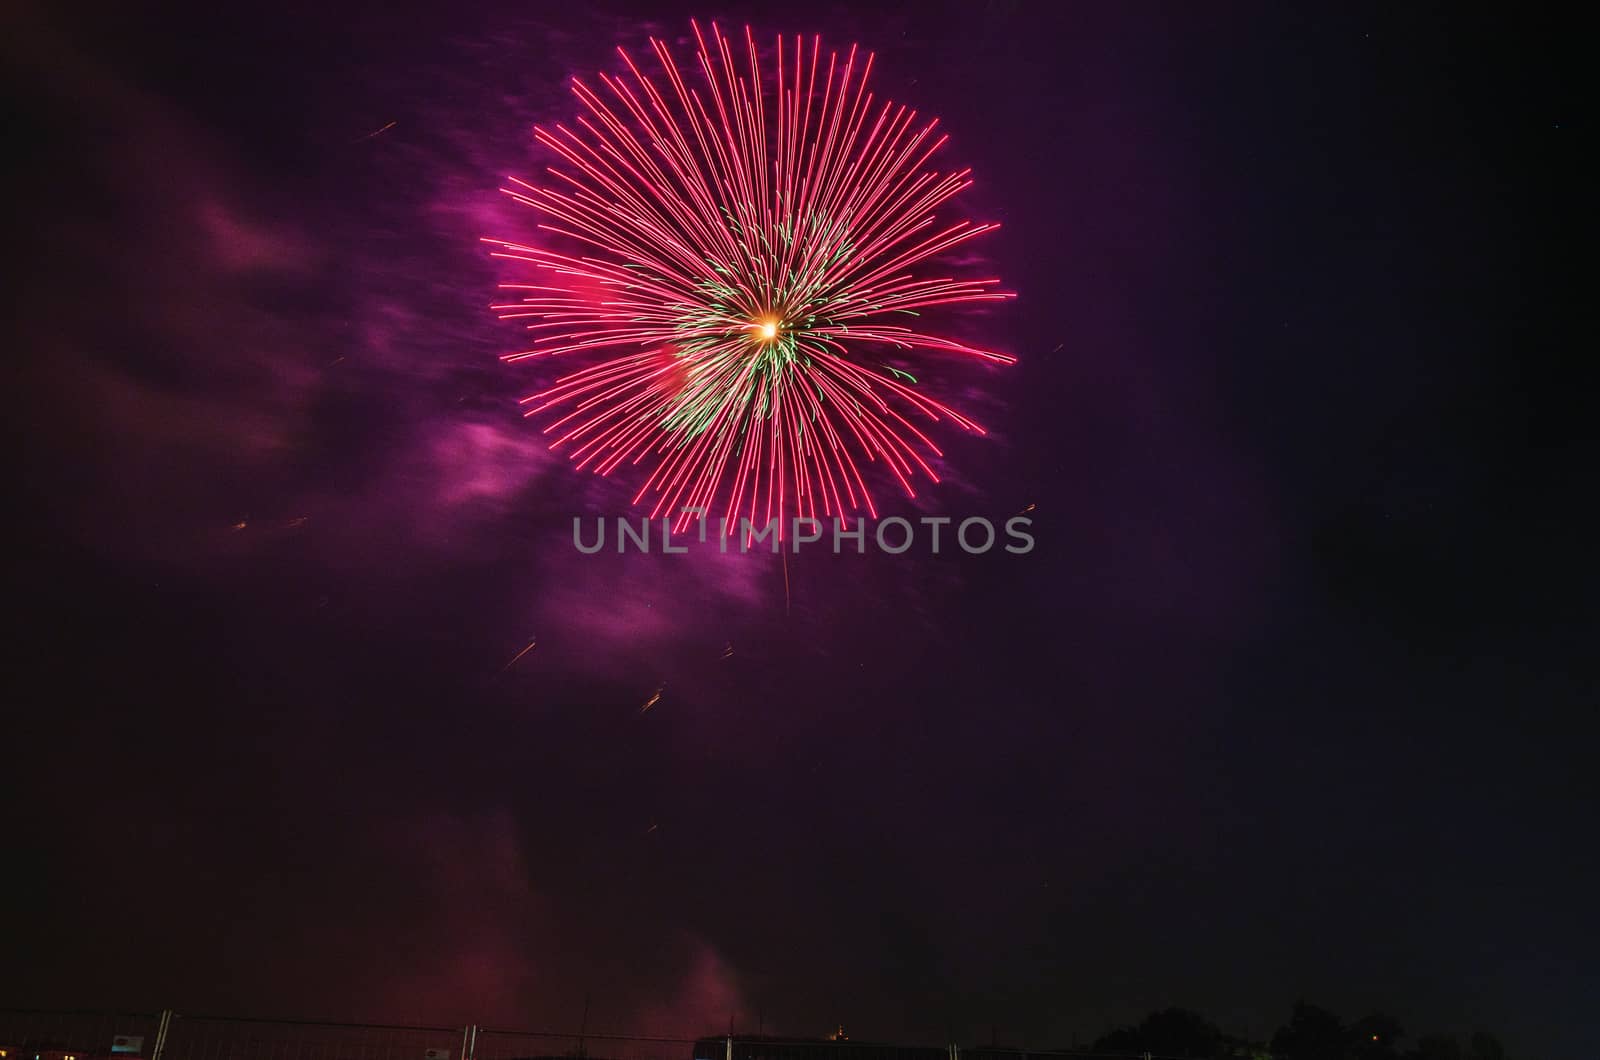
left=486, top=21, right=1014, bottom=535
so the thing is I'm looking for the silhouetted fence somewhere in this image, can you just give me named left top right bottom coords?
left=0, top=1012, right=1196, bottom=1060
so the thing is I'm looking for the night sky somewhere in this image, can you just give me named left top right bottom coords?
left=4, top=2, right=1591, bottom=1058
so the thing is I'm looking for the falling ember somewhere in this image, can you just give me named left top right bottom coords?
left=353, top=119, right=397, bottom=142
left=500, top=637, right=538, bottom=672
left=487, top=20, right=1014, bottom=535
left=639, top=683, right=665, bottom=714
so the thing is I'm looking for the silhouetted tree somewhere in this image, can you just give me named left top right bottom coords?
left=1467, top=1033, right=1505, bottom=1060
left=1406, top=1035, right=1463, bottom=1060
left=1270, top=1001, right=1350, bottom=1060
left=1350, top=1013, right=1405, bottom=1060
left=1091, top=1007, right=1228, bottom=1058
left=1089, top=1003, right=1509, bottom=1060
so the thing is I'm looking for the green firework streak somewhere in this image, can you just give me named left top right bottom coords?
left=645, top=209, right=921, bottom=451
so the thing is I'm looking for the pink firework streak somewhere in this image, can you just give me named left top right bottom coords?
left=485, top=21, right=1015, bottom=535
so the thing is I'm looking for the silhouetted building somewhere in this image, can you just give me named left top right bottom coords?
left=692, top=1037, right=946, bottom=1060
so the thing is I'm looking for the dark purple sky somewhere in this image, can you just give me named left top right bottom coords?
left=4, top=1, right=1590, bottom=1057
